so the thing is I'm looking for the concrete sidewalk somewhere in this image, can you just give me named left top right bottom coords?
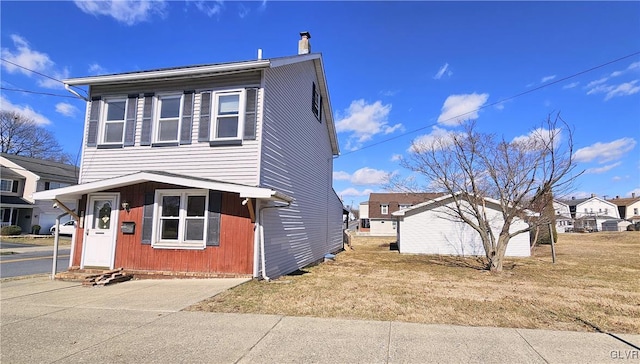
left=1, top=277, right=638, bottom=363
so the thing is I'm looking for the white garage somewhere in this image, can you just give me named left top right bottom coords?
left=392, top=194, right=531, bottom=257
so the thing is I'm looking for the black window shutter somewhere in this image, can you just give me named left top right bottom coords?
left=243, top=88, right=257, bottom=140
left=198, top=92, right=212, bottom=142
left=206, top=190, right=222, bottom=246
left=318, top=94, right=323, bottom=122
left=86, top=97, right=101, bottom=147
left=311, top=83, right=317, bottom=115
left=140, top=93, right=154, bottom=146
left=180, top=91, right=194, bottom=145
left=12, top=181, right=19, bottom=193
left=124, top=95, right=138, bottom=146
left=141, top=192, right=154, bottom=245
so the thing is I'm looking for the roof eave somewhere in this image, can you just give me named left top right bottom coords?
left=63, top=60, right=271, bottom=86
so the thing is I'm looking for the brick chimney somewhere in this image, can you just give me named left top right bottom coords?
left=298, top=31, right=311, bottom=55
left=590, top=193, right=595, bottom=198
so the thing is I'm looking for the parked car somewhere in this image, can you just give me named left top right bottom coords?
left=50, top=221, right=76, bottom=236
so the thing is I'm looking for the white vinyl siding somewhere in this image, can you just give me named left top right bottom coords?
left=79, top=90, right=262, bottom=185
left=397, top=198, right=530, bottom=257
left=259, top=60, right=342, bottom=278
left=369, top=219, right=397, bottom=236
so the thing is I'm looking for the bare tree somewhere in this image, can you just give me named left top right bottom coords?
left=0, top=111, right=71, bottom=163
left=390, top=113, right=579, bottom=272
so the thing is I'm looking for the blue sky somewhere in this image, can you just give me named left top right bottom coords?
left=2, top=1, right=639, bottom=208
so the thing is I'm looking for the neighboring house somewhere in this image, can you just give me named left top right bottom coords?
left=33, top=33, right=343, bottom=279
left=562, top=195, right=619, bottom=221
left=552, top=200, right=573, bottom=233
left=1, top=154, right=78, bottom=233
left=392, top=194, right=531, bottom=257
left=609, top=194, right=640, bottom=221
left=367, top=192, right=444, bottom=236
left=358, top=202, right=370, bottom=233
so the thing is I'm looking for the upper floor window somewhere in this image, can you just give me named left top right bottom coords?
left=399, top=204, right=411, bottom=210
left=102, top=97, right=128, bottom=144
left=311, top=82, right=321, bottom=121
left=1, top=179, right=16, bottom=192
left=155, top=94, right=183, bottom=143
left=212, top=91, right=244, bottom=141
left=381, top=204, right=389, bottom=215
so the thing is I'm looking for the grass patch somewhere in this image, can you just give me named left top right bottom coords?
left=0, top=236, right=71, bottom=246
left=187, top=232, right=640, bottom=334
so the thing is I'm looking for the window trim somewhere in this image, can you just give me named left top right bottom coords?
left=381, top=204, right=389, bottom=215
left=153, top=93, right=184, bottom=144
left=100, top=96, right=128, bottom=145
left=210, top=89, right=246, bottom=142
left=152, top=189, right=209, bottom=249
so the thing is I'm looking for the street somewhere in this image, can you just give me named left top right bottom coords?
left=0, top=242, right=70, bottom=279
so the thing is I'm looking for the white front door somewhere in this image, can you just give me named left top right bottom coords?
left=83, top=194, right=119, bottom=268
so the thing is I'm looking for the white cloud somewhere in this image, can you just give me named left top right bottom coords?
left=55, top=102, right=78, bottom=117
left=193, top=0, right=224, bottom=17
left=563, top=82, right=580, bottom=89
left=336, top=99, right=402, bottom=149
left=584, top=61, right=640, bottom=100
left=512, top=127, right=562, bottom=150
left=258, top=0, right=267, bottom=11
left=238, top=3, right=250, bottom=18
left=0, top=96, right=51, bottom=125
left=627, top=188, right=640, bottom=197
left=612, top=176, right=623, bottom=182
left=604, top=80, right=640, bottom=100
left=74, top=0, right=167, bottom=25
left=351, top=167, right=391, bottom=186
left=409, top=126, right=460, bottom=153
left=379, top=90, right=399, bottom=97
left=541, top=75, right=556, bottom=83
left=333, top=171, right=351, bottom=181
left=88, top=63, right=107, bottom=75
left=437, top=93, right=489, bottom=126
left=585, top=162, right=622, bottom=174
left=390, top=154, right=402, bottom=162
left=433, top=63, right=452, bottom=80
left=338, top=187, right=375, bottom=198
left=574, top=138, right=637, bottom=163
left=0, top=34, right=68, bottom=89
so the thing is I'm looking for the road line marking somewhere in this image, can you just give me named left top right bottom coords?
left=0, top=255, right=70, bottom=264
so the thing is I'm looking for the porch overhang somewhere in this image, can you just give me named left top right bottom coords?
left=32, top=171, right=293, bottom=203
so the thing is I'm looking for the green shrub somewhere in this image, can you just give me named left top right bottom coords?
left=31, top=225, right=41, bottom=234
left=1, top=225, right=22, bottom=236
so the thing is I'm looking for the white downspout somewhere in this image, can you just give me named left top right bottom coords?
left=51, top=212, right=69, bottom=280
left=258, top=201, right=291, bottom=281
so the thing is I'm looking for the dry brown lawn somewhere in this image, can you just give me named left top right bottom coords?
left=0, top=236, right=70, bottom=246
left=188, top=232, right=640, bottom=334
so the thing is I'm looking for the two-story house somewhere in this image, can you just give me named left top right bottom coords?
left=561, top=194, right=619, bottom=232
left=1, top=153, right=78, bottom=233
left=610, top=193, right=640, bottom=223
left=552, top=199, right=573, bottom=233
left=33, top=33, right=343, bottom=280
left=366, top=192, right=444, bottom=236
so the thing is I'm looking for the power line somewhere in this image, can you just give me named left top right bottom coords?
left=0, top=58, right=87, bottom=95
left=1, top=87, right=79, bottom=99
left=340, top=50, right=640, bottom=157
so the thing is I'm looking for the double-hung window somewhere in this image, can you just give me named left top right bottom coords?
left=212, top=90, right=245, bottom=141
left=381, top=204, right=389, bottom=215
left=311, top=82, right=321, bottom=121
left=154, top=189, right=208, bottom=249
left=156, top=94, right=183, bottom=143
left=0, top=179, right=15, bottom=192
left=102, top=97, right=127, bottom=144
